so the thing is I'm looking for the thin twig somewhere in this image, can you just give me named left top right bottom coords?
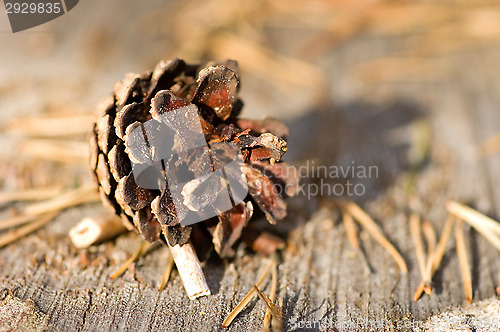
left=0, top=212, right=58, bottom=247
left=222, top=259, right=273, bottom=328
left=496, top=270, right=500, bottom=296
left=24, top=185, right=98, bottom=216
left=413, top=214, right=455, bottom=301
left=413, top=281, right=427, bottom=302
left=111, top=241, right=152, bottom=279
left=342, top=211, right=371, bottom=274
left=69, top=214, right=127, bottom=248
left=455, top=219, right=473, bottom=303
left=480, top=133, right=500, bottom=158
left=0, top=214, right=39, bottom=231
left=447, top=200, right=500, bottom=237
left=339, top=200, right=408, bottom=273
left=446, top=200, right=500, bottom=251
left=168, top=242, right=210, bottom=300
left=0, top=186, right=61, bottom=204
left=343, top=211, right=359, bottom=249
left=263, top=261, right=278, bottom=331
left=422, top=220, right=436, bottom=294
left=422, top=220, right=436, bottom=269
left=253, top=285, right=283, bottom=329
left=18, top=139, right=89, bottom=164
left=4, top=114, right=95, bottom=137
left=430, top=214, right=456, bottom=273
left=410, top=212, right=429, bottom=301
left=410, top=213, right=426, bottom=278
left=0, top=192, right=95, bottom=229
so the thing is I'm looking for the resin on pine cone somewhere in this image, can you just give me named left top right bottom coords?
left=89, top=58, right=298, bottom=257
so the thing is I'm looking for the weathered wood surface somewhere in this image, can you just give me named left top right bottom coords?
left=2, top=1, right=500, bottom=331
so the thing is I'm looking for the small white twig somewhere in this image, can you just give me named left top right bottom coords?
left=69, top=214, right=127, bottom=249
left=168, top=242, right=210, bottom=300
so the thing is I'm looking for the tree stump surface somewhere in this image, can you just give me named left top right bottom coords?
left=1, top=1, right=500, bottom=331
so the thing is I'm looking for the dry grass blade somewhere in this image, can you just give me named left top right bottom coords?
left=158, top=252, right=174, bottom=291
left=263, top=261, right=278, bottom=331
left=222, top=259, right=273, bottom=328
left=110, top=241, right=152, bottom=279
left=343, top=211, right=359, bottom=249
left=1, top=185, right=98, bottom=232
left=410, top=213, right=426, bottom=278
left=430, top=214, right=455, bottom=273
left=25, top=185, right=98, bottom=216
left=497, top=270, right=500, bottom=296
left=0, top=212, right=58, bottom=247
left=446, top=200, right=500, bottom=251
left=253, top=285, right=283, bottom=329
left=4, top=114, right=95, bottom=137
left=480, top=133, right=500, bottom=158
left=18, top=139, right=89, bottom=164
left=0, top=186, right=61, bottom=204
left=339, top=200, right=408, bottom=273
left=343, top=210, right=371, bottom=274
left=446, top=200, right=500, bottom=236
left=413, top=215, right=454, bottom=301
left=455, top=219, right=473, bottom=303
left=422, top=220, right=436, bottom=265
left=0, top=214, right=39, bottom=231
left=422, top=220, right=436, bottom=295
left=413, top=281, right=427, bottom=302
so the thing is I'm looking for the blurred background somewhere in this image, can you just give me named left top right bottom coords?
left=1, top=0, right=500, bottom=194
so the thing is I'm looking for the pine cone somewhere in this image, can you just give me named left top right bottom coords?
left=89, top=58, right=298, bottom=257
